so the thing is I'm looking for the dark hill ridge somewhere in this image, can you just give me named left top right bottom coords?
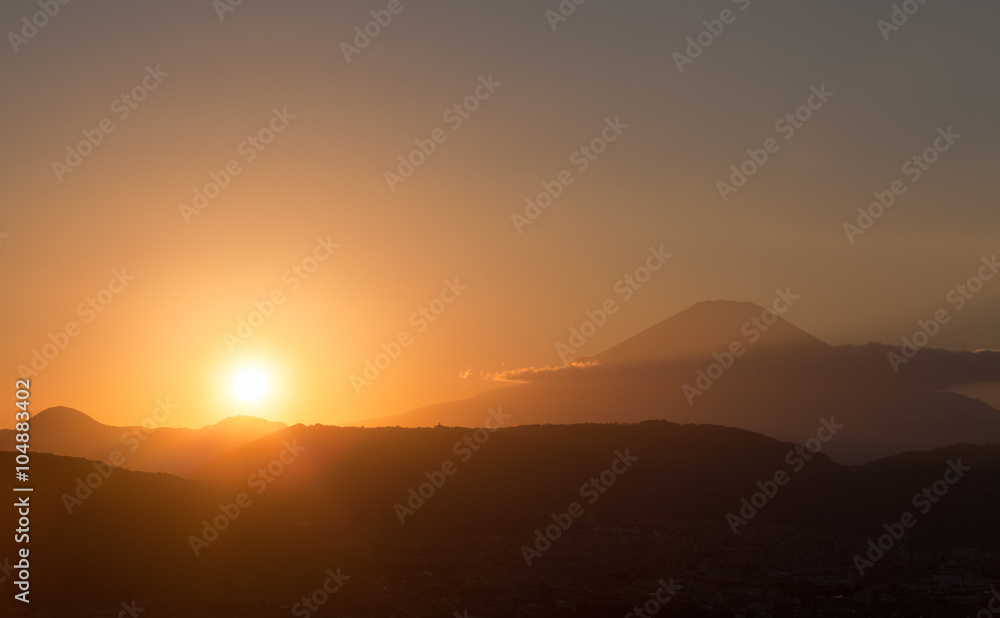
left=0, top=407, right=286, bottom=477
left=187, top=420, right=1000, bottom=542
left=3, top=421, right=999, bottom=614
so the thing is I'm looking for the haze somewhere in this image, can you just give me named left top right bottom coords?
left=1, top=0, right=998, bottom=429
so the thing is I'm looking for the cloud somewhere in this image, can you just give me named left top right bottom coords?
left=483, top=361, right=602, bottom=383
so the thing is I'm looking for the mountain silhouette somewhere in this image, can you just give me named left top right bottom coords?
left=590, top=299, right=828, bottom=365
left=12, top=301, right=1000, bottom=470
left=4, top=421, right=999, bottom=615
left=7, top=406, right=123, bottom=457
left=0, top=408, right=286, bottom=477
left=363, top=301, right=1000, bottom=463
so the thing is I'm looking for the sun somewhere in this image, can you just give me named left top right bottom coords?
left=233, top=368, right=269, bottom=402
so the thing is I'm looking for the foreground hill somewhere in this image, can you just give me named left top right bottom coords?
left=3, top=421, right=1000, bottom=616
left=190, top=421, right=1000, bottom=540
left=0, top=407, right=286, bottom=477
left=365, top=301, right=1000, bottom=463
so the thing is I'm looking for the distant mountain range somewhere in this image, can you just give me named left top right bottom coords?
left=0, top=407, right=285, bottom=476
left=364, top=300, right=1000, bottom=463
left=8, top=300, right=1000, bottom=469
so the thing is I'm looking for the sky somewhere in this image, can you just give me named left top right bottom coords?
left=1, top=0, right=998, bottom=429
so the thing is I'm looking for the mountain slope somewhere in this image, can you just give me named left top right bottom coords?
left=5, top=423, right=1000, bottom=615
left=590, top=299, right=829, bottom=365
left=0, top=408, right=286, bottom=477
left=5, top=406, right=125, bottom=459
left=363, top=302, right=1000, bottom=463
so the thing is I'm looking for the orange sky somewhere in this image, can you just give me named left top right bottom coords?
left=1, top=0, right=998, bottom=429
